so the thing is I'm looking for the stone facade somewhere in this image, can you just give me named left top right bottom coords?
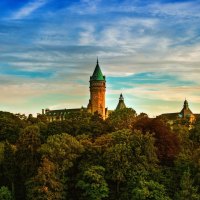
left=43, top=60, right=112, bottom=121
left=160, top=99, right=198, bottom=123
left=87, top=59, right=107, bottom=119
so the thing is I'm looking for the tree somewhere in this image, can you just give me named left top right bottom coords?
left=103, top=129, right=158, bottom=197
left=76, top=165, right=109, bottom=200
left=16, top=125, right=41, bottom=181
left=26, top=158, right=64, bottom=200
left=133, top=117, right=180, bottom=165
left=190, top=121, right=200, bottom=144
left=175, top=169, right=200, bottom=200
left=132, top=179, right=171, bottom=200
left=27, top=114, right=39, bottom=124
left=0, top=111, right=23, bottom=143
left=40, top=133, right=84, bottom=173
left=3, top=142, right=17, bottom=197
left=107, top=108, right=137, bottom=130
left=40, top=133, right=84, bottom=199
left=0, top=186, right=13, bottom=200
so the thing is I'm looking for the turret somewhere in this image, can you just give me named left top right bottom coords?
left=183, top=99, right=189, bottom=110
left=116, top=93, right=126, bottom=110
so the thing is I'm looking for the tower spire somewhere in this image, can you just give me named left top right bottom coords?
left=184, top=99, right=189, bottom=110
left=116, top=93, right=126, bottom=110
left=90, top=59, right=105, bottom=81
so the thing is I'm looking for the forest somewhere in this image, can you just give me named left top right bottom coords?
left=0, top=108, right=199, bottom=200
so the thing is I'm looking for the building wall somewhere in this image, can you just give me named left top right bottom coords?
left=90, top=80, right=106, bottom=119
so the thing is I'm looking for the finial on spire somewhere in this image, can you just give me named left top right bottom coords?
left=119, top=93, right=124, bottom=100
left=183, top=99, right=189, bottom=109
left=97, top=57, right=99, bottom=64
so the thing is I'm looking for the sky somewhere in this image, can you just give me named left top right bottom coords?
left=0, top=0, right=200, bottom=117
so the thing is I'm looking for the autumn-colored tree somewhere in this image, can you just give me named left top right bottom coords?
left=39, top=133, right=84, bottom=199
left=133, top=117, right=180, bottom=165
left=16, top=125, right=41, bottom=180
left=26, top=158, right=64, bottom=200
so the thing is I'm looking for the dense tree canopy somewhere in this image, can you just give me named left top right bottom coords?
left=0, top=111, right=199, bottom=200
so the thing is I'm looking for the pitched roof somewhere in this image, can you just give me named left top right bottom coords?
left=90, top=59, right=105, bottom=81
left=116, top=94, right=126, bottom=110
left=45, top=108, right=87, bottom=116
left=180, top=99, right=193, bottom=118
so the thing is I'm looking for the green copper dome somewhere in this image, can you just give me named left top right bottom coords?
left=90, top=59, right=105, bottom=81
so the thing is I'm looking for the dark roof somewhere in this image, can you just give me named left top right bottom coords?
left=159, top=113, right=180, bottom=120
left=180, top=107, right=193, bottom=118
left=159, top=112, right=200, bottom=121
left=90, top=59, right=105, bottom=81
left=45, top=108, right=87, bottom=116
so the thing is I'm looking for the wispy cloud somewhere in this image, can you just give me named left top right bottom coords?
left=10, top=0, right=48, bottom=20
left=68, top=0, right=101, bottom=15
left=148, top=1, right=200, bottom=18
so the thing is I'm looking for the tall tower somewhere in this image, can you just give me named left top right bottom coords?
left=87, top=59, right=106, bottom=119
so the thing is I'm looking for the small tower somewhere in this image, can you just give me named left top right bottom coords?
left=116, top=93, right=126, bottom=110
left=183, top=99, right=189, bottom=110
left=180, top=99, right=195, bottom=122
left=88, top=59, right=106, bottom=119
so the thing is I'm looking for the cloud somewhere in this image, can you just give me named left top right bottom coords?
left=68, top=0, right=101, bottom=15
left=148, top=1, right=200, bottom=18
left=10, top=0, right=48, bottom=20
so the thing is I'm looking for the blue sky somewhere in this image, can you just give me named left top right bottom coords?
left=0, top=0, right=200, bottom=116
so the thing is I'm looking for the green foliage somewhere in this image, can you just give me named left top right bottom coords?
left=107, top=108, right=137, bottom=130
left=76, top=165, right=109, bottom=200
left=0, top=110, right=199, bottom=200
left=132, top=179, right=171, bottom=200
left=175, top=169, right=200, bottom=200
left=0, top=111, right=23, bottom=143
left=45, top=111, right=109, bottom=139
left=0, top=186, right=13, bottom=200
left=16, top=125, right=41, bottom=180
left=190, top=121, right=200, bottom=144
left=2, top=142, right=17, bottom=196
left=40, top=133, right=84, bottom=172
left=103, top=129, right=158, bottom=196
left=0, top=142, right=4, bottom=164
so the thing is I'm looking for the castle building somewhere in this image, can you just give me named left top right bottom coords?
left=43, top=59, right=123, bottom=121
left=160, top=99, right=197, bottom=123
left=42, top=60, right=199, bottom=123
